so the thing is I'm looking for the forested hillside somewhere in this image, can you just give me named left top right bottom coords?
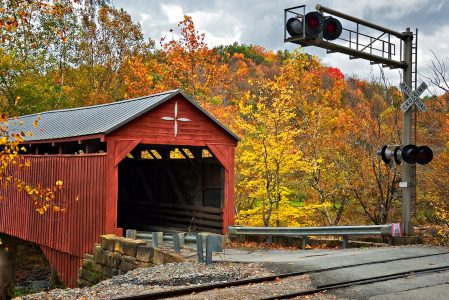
left=1, top=1, right=448, bottom=243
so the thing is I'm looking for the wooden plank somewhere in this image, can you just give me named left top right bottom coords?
left=140, top=201, right=223, bottom=214
left=120, top=204, right=223, bottom=221
left=123, top=212, right=223, bottom=230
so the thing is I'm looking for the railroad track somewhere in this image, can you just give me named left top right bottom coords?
left=115, top=251, right=449, bottom=300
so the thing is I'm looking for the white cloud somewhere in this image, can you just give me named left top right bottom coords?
left=161, top=4, right=184, bottom=24
left=140, top=13, right=150, bottom=22
left=200, top=27, right=242, bottom=47
left=114, top=0, right=449, bottom=94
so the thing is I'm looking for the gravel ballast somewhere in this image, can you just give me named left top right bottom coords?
left=16, top=262, right=280, bottom=300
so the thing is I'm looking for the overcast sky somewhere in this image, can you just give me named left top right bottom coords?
left=113, top=0, right=449, bottom=94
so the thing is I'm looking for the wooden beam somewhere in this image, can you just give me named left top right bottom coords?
left=129, top=148, right=141, bottom=159
left=191, top=148, right=202, bottom=159
left=113, top=139, right=141, bottom=166
left=159, top=148, right=170, bottom=160
left=147, top=149, right=157, bottom=159
left=26, top=133, right=105, bottom=145
left=179, top=148, right=192, bottom=159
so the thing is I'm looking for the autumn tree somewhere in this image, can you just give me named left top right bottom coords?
left=235, top=51, right=330, bottom=227
left=336, top=76, right=403, bottom=225
left=0, top=0, right=106, bottom=215
left=1, top=3, right=448, bottom=242
left=296, top=66, right=356, bottom=225
left=156, top=16, right=228, bottom=105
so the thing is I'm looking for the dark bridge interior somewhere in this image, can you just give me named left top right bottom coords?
left=117, top=145, right=224, bottom=233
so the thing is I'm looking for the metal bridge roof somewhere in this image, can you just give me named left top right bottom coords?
left=8, top=89, right=240, bottom=142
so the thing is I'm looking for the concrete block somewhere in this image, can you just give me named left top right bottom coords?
left=102, top=265, right=120, bottom=278
left=83, top=253, right=94, bottom=261
left=93, top=244, right=104, bottom=265
left=122, top=238, right=146, bottom=257
left=99, top=249, right=110, bottom=266
left=153, top=248, right=185, bottom=265
left=118, top=259, right=136, bottom=273
left=80, top=268, right=102, bottom=284
left=136, top=246, right=154, bottom=263
left=100, top=234, right=117, bottom=251
left=114, top=237, right=125, bottom=254
left=153, top=249, right=163, bottom=265
left=122, top=255, right=137, bottom=265
left=104, top=250, right=122, bottom=269
left=82, top=259, right=102, bottom=273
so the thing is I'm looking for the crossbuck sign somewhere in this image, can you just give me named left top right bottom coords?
left=400, top=82, right=428, bottom=112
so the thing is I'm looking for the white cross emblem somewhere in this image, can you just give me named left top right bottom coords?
left=161, top=102, right=190, bottom=137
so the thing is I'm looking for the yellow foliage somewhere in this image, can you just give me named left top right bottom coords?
left=0, top=113, right=67, bottom=216
left=236, top=201, right=330, bottom=227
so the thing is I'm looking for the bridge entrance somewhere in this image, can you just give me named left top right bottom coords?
left=2, top=90, right=238, bottom=286
left=117, top=145, right=224, bottom=234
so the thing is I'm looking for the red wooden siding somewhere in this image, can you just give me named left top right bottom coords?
left=40, top=246, right=82, bottom=287
left=0, top=154, right=107, bottom=287
left=207, top=144, right=236, bottom=231
left=108, top=95, right=237, bottom=147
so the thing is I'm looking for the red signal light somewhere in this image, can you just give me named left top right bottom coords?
left=377, top=144, right=433, bottom=165
left=415, top=146, right=433, bottom=165
left=306, top=14, right=320, bottom=29
left=304, top=12, right=324, bottom=38
left=285, top=11, right=341, bottom=41
left=323, top=17, right=342, bottom=40
left=401, top=145, right=433, bottom=165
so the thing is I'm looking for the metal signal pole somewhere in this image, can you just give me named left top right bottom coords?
left=284, top=4, right=424, bottom=237
left=401, top=28, right=414, bottom=236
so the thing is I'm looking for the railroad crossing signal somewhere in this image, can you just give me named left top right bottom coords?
left=284, top=3, right=423, bottom=236
left=399, top=82, right=428, bottom=112
left=286, top=11, right=342, bottom=41
left=378, top=144, right=433, bottom=165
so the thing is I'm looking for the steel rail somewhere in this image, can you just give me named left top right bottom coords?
left=228, top=224, right=394, bottom=236
left=261, top=265, right=449, bottom=300
left=113, top=251, right=449, bottom=300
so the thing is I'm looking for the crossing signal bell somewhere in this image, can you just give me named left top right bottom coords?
left=378, top=145, right=433, bottom=165
left=286, top=12, right=342, bottom=41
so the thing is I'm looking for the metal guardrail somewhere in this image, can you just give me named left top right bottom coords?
left=228, top=224, right=401, bottom=249
left=228, top=224, right=396, bottom=237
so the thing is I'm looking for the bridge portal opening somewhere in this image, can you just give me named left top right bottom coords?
left=117, top=145, right=224, bottom=234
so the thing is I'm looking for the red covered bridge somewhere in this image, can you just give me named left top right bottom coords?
left=0, top=90, right=239, bottom=286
